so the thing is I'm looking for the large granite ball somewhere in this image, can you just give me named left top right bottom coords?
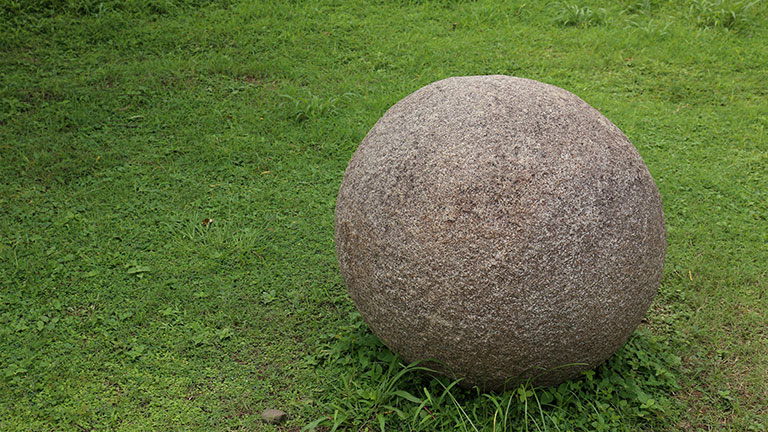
left=334, top=76, right=666, bottom=391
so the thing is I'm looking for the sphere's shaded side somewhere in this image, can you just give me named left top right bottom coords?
left=335, top=76, right=666, bottom=391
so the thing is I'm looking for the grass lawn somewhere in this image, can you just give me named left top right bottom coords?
left=1, top=0, right=766, bottom=430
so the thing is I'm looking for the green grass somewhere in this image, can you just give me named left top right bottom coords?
left=1, top=0, right=766, bottom=430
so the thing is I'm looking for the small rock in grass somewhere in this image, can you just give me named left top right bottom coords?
left=261, top=408, right=287, bottom=424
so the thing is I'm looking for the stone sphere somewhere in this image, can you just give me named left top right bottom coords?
left=334, top=76, right=666, bottom=391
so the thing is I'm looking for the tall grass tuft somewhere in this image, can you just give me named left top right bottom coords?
left=689, top=0, right=761, bottom=29
left=552, top=2, right=608, bottom=27
left=305, top=312, right=681, bottom=431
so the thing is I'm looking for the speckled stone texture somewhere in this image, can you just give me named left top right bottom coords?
left=335, top=75, right=666, bottom=391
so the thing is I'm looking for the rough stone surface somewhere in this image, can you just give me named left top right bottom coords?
left=260, top=409, right=287, bottom=424
left=335, top=75, right=666, bottom=391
